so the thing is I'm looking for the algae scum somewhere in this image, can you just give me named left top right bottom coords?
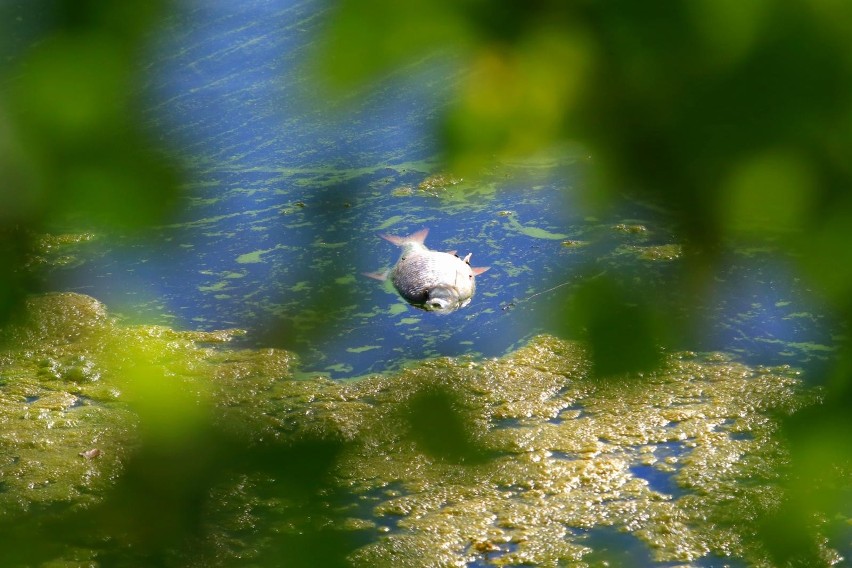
left=1, top=292, right=840, bottom=566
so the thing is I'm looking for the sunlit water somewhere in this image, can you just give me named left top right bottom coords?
left=50, top=0, right=834, bottom=381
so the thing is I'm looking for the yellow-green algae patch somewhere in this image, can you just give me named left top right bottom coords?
left=235, top=244, right=290, bottom=264
left=235, top=250, right=265, bottom=264
left=388, top=303, right=408, bottom=316
left=417, top=173, right=463, bottom=192
left=632, top=244, right=684, bottom=261
left=320, top=345, right=825, bottom=567
left=0, top=293, right=841, bottom=566
left=198, top=280, right=230, bottom=293
left=346, top=345, right=382, bottom=354
left=28, top=232, right=97, bottom=268
left=335, top=274, right=357, bottom=285
left=376, top=215, right=406, bottom=230
left=0, top=293, right=255, bottom=518
left=503, top=214, right=569, bottom=240
left=613, top=223, right=649, bottom=234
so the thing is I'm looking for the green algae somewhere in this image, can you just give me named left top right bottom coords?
left=752, top=337, right=834, bottom=354
left=235, top=250, right=265, bottom=264
left=327, top=347, right=825, bottom=568
left=346, top=345, right=382, bottom=354
left=613, top=223, right=649, bottom=234
left=198, top=280, right=230, bottom=293
left=29, top=232, right=97, bottom=269
left=388, top=303, right=408, bottom=316
left=503, top=214, right=569, bottom=240
left=313, top=240, right=348, bottom=249
left=325, top=363, right=354, bottom=374
left=417, top=173, right=463, bottom=193
left=391, top=185, right=415, bottom=197
left=234, top=244, right=292, bottom=265
left=237, top=340, right=815, bottom=568
left=376, top=215, right=406, bottom=230
left=633, top=244, right=684, bottom=261
left=196, top=270, right=246, bottom=299
left=0, top=293, right=249, bottom=519
left=560, top=239, right=589, bottom=248
left=0, top=293, right=843, bottom=567
left=386, top=170, right=503, bottom=212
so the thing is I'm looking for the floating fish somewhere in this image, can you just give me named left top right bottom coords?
left=366, top=228, right=489, bottom=313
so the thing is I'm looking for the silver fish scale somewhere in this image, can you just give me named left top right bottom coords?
left=390, top=249, right=475, bottom=307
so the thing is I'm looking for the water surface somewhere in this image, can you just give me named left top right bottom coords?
left=46, top=0, right=834, bottom=381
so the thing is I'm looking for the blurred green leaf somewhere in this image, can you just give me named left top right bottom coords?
left=10, top=34, right=127, bottom=140
left=401, top=385, right=495, bottom=464
left=720, top=149, right=816, bottom=235
left=315, top=0, right=467, bottom=88
left=0, top=0, right=180, bottom=235
left=542, top=275, right=676, bottom=378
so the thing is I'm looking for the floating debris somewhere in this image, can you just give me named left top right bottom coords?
left=391, top=185, right=415, bottom=197
left=417, top=173, right=462, bottom=192
left=613, top=223, right=648, bottom=234
left=635, top=244, right=683, bottom=261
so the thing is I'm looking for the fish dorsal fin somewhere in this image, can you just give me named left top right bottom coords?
left=380, top=228, right=429, bottom=247
left=472, top=266, right=490, bottom=276
left=462, top=253, right=472, bottom=264
left=446, top=250, right=457, bottom=256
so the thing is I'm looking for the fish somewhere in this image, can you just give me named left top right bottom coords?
left=366, top=228, right=489, bottom=313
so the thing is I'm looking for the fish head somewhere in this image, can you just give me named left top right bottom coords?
left=423, top=284, right=463, bottom=313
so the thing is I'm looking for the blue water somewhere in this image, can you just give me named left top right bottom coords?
left=49, top=0, right=835, bottom=381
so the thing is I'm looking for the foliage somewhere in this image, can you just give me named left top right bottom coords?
left=0, top=0, right=180, bottom=321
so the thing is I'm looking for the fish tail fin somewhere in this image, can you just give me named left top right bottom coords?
left=363, top=270, right=389, bottom=281
left=380, top=227, right=429, bottom=247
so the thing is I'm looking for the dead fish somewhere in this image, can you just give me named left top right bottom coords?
left=366, top=228, right=489, bottom=313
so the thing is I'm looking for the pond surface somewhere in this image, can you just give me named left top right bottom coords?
left=47, top=0, right=834, bottom=382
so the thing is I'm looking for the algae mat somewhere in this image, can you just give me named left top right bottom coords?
left=0, top=293, right=841, bottom=566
